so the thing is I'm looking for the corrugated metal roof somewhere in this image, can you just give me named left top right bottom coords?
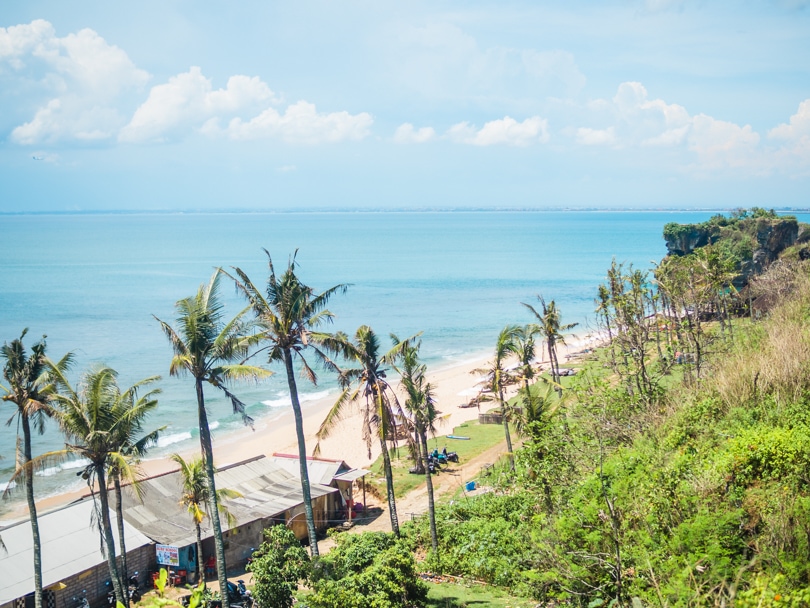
left=271, top=454, right=348, bottom=486
left=0, top=498, right=152, bottom=604
left=333, top=468, right=371, bottom=483
left=120, top=456, right=337, bottom=547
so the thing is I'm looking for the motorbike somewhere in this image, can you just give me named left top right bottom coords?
left=74, top=591, right=90, bottom=608
left=207, top=580, right=253, bottom=608
left=128, top=572, right=141, bottom=603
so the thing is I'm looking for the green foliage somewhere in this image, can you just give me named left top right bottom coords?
left=144, top=569, right=205, bottom=608
left=248, top=525, right=310, bottom=608
left=736, top=574, right=810, bottom=607
left=307, top=532, right=428, bottom=608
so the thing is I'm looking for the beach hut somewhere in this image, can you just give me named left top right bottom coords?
left=119, top=455, right=339, bottom=574
left=271, top=454, right=370, bottom=524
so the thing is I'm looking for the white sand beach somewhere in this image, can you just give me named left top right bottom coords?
left=4, top=334, right=600, bottom=520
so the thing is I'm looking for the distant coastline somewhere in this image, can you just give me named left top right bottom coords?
left=4, top=207, right=809, bottom=216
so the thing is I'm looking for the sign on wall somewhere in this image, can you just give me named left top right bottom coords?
left=156, top=544, right=179, bottom=566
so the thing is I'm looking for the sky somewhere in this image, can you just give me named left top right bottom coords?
left=1, top=1, right=809, bottom=212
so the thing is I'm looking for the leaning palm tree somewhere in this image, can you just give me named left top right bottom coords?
left=1, top=330, right=71, bottom=608
left=394, top=337, right=440, bottom=554
left=227, top=250, right=347, bottom=556
left=523, top=296, right=578, bottom=392
left=171, top=453, right=241, bottom=587
left=109, top=397, right=163, bottom=606
left=48, top=364, right=159, bottom=607
left=154, top=268, right=270, bottom=608
left=316, top=326, right=413, bottom=536
left=473, top=325, right=522, bottom=469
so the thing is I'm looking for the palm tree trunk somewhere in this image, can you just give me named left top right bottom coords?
left=420, top=429, right=438, bottom=554
left=196, top=378, right=230, bottom=608
left=196, top=522, right=204, bottom=587
left=22, top=415, right=43, bottom=608
left=98, top=466, right=126, bottom=606
left=379, top=432, right=400, bottom=536
left=499, top=387, right=515, bottom=469
left=114, top=477, right=130, bottom=607
left=283, top=348, right=320, bottom=557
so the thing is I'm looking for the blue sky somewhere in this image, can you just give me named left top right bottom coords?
left=1, top=1, right=809, bottom=211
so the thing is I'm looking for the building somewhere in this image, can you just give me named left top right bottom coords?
left=119, top=455, right=340, bottom=579
left=0, top=499, right=154, bottom=608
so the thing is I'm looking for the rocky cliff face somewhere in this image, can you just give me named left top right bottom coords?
left=664, top=216, right=800, bottom=285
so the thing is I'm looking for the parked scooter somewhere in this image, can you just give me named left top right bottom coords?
left=128, top=572, right=141, bottom=603
left=74, top=590, right=90, bottom=608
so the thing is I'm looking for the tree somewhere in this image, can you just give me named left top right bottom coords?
left=247, top=525, right=310, bottom=608
left=394, top=337, right=440, bottom=555
left=523, top=296, right=578, bottom=393
left=110, top=392, right=163, bottom=606
left=1, top=330, right=71, bottom=608
left=228, top=250, right=347, bottom=556
left=473, top=325, right=522, bottom=469
left=48, top=364, right=159, bottom=607
left=171, top=453, right=241, bottom=587
left=316, top=326, right=413, bottom=536
left=154, top=268, right=270, bottom=607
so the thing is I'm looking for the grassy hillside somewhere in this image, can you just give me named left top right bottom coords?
left=403, top=261, right=810, bottom=606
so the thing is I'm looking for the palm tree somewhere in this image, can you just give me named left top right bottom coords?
left=170, top=453, right=241, bottom=586
left=48, top=364, right=159, bottom=607
left=394, top=337, right=440, bottom=554
left=1, top=330, right=71, bottom=608
left=316, top=326, right=413, bottom=536
left=154, top=268, right=270, bottom=608
left=109, top=397, right=163, bottom=606
left=473, top=325, right=521, bottom=469
left=227, top=250, right=347, bottom=556
left=523, top=296, right=578, bottom=393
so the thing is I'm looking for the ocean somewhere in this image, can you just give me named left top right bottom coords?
left=1, top=209, right=803, bottom=513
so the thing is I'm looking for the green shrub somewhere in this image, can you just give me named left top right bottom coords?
left=248, top=525, right=310, bottom=608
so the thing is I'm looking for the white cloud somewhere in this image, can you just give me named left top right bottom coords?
left=687, top=114, right=761, bottom=172
left=2, top=20, right=149, bottom=145
left=119, top=67, right=277, bottom=143
left=447, top=116, right=549, bottom=147
left=213, top=100, right=373, bottom=145
left=393, top=123, right=436, bottom=144
left=121, top=67, right=371, bottom=145
left=576, top=127, right=617, bottom=146
left=765, top=99, right=810, bottom=176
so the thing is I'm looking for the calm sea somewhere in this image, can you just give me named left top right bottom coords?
left=1, top=210, right=804, bottom=512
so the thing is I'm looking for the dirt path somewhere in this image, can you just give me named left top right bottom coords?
left=317, top=437, right=510, bottom=552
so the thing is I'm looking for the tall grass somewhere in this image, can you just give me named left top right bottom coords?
left=714, top=267, right=810, bottom=409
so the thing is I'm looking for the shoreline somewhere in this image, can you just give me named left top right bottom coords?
left=1, top=333, right=600, bottom=523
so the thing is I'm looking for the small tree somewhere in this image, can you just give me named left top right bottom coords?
left=247, top=525, right=310, bottom=608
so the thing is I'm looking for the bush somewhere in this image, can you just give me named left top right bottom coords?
left=248, top=525, right=310, bottom=608
left=307, top=532, right=428, bottom=608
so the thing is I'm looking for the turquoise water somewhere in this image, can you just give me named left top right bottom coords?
left=1, top=210, right=802, bottom=507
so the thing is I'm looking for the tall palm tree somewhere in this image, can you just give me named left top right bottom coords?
left=48, top=364, right=159, bottom=607
left=170, top=453, right=241, bottom=586
left=155, top=269, right=269, bottom=607
left=394, top=337, right=440, bottom=554
left=316, top=326, right=413, bottom=536
left=523, top=296, right=578, bottom=393
left=473, top=325, right=522, bottom=469
left=227, top=250, right=347, bottom=556
left=109, top=398, right=163, bottom=606
left=1, top=330, right=71, bottom=608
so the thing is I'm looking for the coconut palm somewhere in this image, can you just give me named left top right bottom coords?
left=227, top=250, right=347, bottom=556
left=48, top=364, right=160, bottom=607
left=170, top=453, right=242, bottom=586
left=1, top=330, right=71, bottom=608
left=109, top=398, right=163, bottom=606
left=316, top=326, right=413, bottom=536
left=154, top=268, right=270, bottom=607
left=523, top=296, right=578, bottom=393
left=473, top=325, right=522, bottom=469
left=394, top=337, right=440, bottom=554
